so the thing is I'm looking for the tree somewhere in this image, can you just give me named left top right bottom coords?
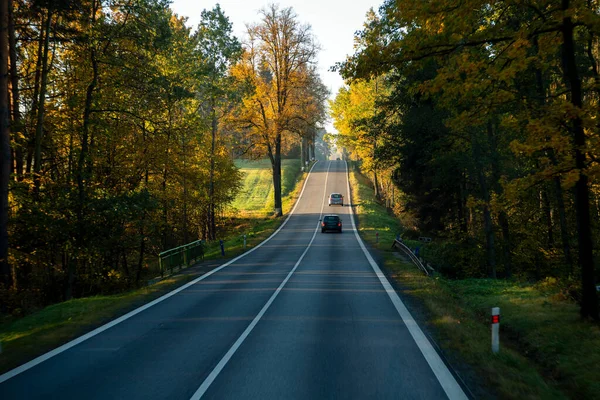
left=2, top=0, right=244, bottom=309
left=233, top=4, right=319, bottom=216
left=194, top=4, right=241, bottom=240
left=330, top=78, right=389, bottom=198
left=288, top=65, right=328, bottom=167
left=337, top=0, right=600, bottom=318
left=1, top=0, right=12, bottom=289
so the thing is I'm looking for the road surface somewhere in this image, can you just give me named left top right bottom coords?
left=0, top=160, right=467, bottom=399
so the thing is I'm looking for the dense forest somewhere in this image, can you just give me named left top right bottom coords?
left=0, top=1, right=327, bottom=313
left=333, top=0, right=600, bottom=320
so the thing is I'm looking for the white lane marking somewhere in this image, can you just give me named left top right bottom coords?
left=343, top=160, right=468, bottom=400
left=0, top=162, right=322, bottom=385
left=190, top=161, right=332, bottom=400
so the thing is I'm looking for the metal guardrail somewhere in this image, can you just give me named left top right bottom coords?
left=391, top=239, right=431, bottom=276
left=159, top=240, right=204, bottom=277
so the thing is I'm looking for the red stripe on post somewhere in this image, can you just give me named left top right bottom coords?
left=491, top=315, right=500, bottom=324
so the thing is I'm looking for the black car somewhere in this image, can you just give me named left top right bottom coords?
left=321, top=215, right=342, bottom=233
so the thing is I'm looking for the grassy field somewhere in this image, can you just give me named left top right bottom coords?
left=203, top=158, right=305, bottom=259
left=0, top=158, right=309, bottom=375
left=203, top=159, right=307, bottom=260
left=349, top=165, right=599, bottom=399
left=230, top=159, right=302, bottom=216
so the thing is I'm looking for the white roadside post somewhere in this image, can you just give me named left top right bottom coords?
left=491, top=307, right=500, bottom=354
left=243, top=234, right=247, bottom=249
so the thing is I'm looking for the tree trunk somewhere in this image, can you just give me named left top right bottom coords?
left=300, top=135, right=306, bottom=168
left=7, top=0, right=22, bottom=180
left=33, top=7, right=52, bottom=197
left=561, top=0, right=598, bottom=320
left=499, top=211, right=512, bottom=278
left=70, top=4, right=99, bottom=300
left=472, top=132, right=496, bottom=279
left=272, top=134, right=283, bottom=217
left=26, top=13, right=45, bottom=175
left=373, top=136, right=379, bottom=198
left=121, top=248, right=129, bottom=280
left=181, top=115, right=189, bottom=244
left=136, top=149, right=150, bottom=285
left=0, top=0, right=12, bottom=289
left=480, top=178, right=497, bottom=279
left=136, top=225, right=145, bottom=284
left=310, top=130, right=316, bottom=160
left=541, top=187, right=554, bottom=248
left=458, top=174, right=468, bottom=234
left=162, top=133, right=170, bottom=248
left=208, top=102, right=217, bottom=240
left=554, top=176, right=574, bottom=274
left=487, top=120, right=511, bottom=277
left=373, top=168, right=380, bottom=199
left=534, top=35, right=573, bottom=274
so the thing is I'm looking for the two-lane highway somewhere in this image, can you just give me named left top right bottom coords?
left=0, top=160, right=467, bottom=399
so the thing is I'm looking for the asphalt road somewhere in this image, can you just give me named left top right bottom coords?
left=0, top=160, right=467, bottom=399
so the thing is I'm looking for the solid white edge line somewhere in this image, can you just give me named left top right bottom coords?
left=189, top=161, right=332, bottom=400
left=343, top=160, right=468, bottom=400
left=0, top=161, right=321, bottom=385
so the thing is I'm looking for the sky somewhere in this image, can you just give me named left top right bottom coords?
left=168, top=0, right=383, bottom=132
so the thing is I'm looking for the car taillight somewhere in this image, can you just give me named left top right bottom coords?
left=321, top=222, right=325, bottom=226
left=337, top=222, right=341, bottom=226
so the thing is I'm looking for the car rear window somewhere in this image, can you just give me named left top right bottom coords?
left=324, top=216, right=339, bottom=222
left=331, top=194, right=342, bottom=198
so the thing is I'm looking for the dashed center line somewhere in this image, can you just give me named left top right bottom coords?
left=189, top=161, right=333, bottom=400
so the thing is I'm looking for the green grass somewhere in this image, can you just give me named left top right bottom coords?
left=445, top=278, right=600, bottom=399
left=231, top=159, right=301, bottom=216
left=348, top=166, right=600, bottom=399
left=349, top=164, right=402, bottom=246
left=203, top=159, right=308, bottom=260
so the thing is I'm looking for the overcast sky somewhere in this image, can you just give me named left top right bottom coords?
left=168, top=0, right=382, bottom=132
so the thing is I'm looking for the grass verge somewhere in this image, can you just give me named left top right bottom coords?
left=0, top=159, right=312, bottom=376
left=349, top=165, right=600, bottom=399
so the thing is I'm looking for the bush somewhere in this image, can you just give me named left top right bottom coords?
left=426, top=240, right=487, bottom=279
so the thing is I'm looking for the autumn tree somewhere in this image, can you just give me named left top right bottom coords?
left=3, top=0, right=242, bottom=310
left=336, top=0, right=600, bottom=318
left=233, top=4, right=320, bottom=216
left=330, top=77, right=390, bottom=198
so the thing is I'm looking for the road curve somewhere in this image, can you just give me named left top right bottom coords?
left=0, top=160, right=467, bottom=400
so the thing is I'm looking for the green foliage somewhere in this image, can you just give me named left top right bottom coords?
left=425, top=241, right=487, bottom=279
